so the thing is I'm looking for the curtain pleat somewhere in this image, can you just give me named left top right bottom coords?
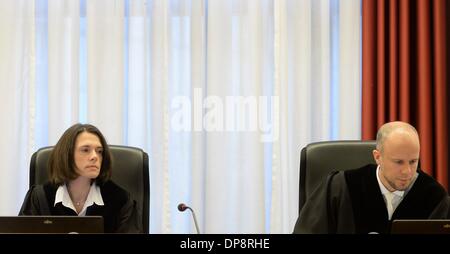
left=432, top=0, right=448, bottom=189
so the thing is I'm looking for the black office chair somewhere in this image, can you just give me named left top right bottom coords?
left=298, top=140, right=376, bottom=214
left=29, top=145, right=150, bottom=233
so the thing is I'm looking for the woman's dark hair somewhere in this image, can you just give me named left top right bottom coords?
left=48, top=123, right=112, bottom=185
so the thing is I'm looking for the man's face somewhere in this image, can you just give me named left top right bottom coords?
left=373, top=132, right=420, bottom=191
left=73, top=132, right=103, bottom=179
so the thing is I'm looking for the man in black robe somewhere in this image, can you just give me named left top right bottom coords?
left=293, top=121, right=449, bottom=234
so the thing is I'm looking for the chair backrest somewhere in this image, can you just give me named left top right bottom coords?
left=29, top=145, right=150, bottom=233
left=298, top=140, right=376, bottom=214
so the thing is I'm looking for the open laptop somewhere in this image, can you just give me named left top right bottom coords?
left=391, top=219, right=450, bottom=234
left=0, top=216, right=104, bottom=233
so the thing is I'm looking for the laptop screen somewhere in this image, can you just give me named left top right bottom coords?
left=0, top=216, right=104, bottom=233
left=391, top=219, right=450, bottom=234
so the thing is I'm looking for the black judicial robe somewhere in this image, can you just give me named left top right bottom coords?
left=293, top=164, right=448, bottom=234
left=19, top=180, right=142, bottom=233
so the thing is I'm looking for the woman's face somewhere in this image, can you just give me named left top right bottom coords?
left=73, top=132, right=103, bottom=179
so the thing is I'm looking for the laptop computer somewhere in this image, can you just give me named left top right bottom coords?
left=391, top=219, right=450, bottom=234
left=0, top=216, right=104, bottom=233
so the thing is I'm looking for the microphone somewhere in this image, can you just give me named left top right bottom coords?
left=178, top=203, right=201, bottom=234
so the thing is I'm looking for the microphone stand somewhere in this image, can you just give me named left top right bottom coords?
left=178, top=203, right=201, bottom=234
left=186, top=206, right=201, bottom=234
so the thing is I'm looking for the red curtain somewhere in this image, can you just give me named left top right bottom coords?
left=362, top=0, right=448, bottom=190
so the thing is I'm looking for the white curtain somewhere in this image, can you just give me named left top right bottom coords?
left=0, top=0, right=361, bottom=233
left=270, top=0, right=361, bottom=233
left=0, top=0, right=35, bottom=214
